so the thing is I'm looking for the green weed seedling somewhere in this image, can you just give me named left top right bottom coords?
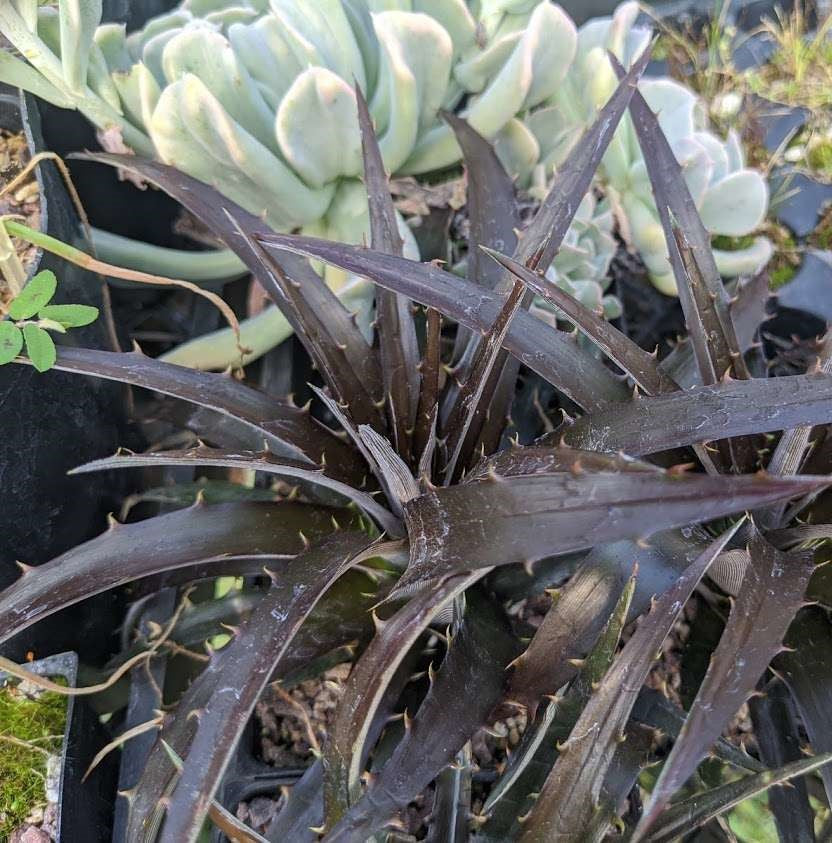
left=0, top=269, right=98, bottom=372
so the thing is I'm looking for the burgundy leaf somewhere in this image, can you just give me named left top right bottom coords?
left=635, top=529, right=813, bottom=838
left=72, top=152, right=384, bottom=427
left=482, top=248, right=677, bottom=395
left=749, top=678, right=816, bottom=843
left=393, top=468, right=827, bottom=597
left=38, top=346, right=361, bottom=477
left=562, top=373, right=832, bottom=456
left=517, top=524, right=741, bottom=841
left=322, top=571, right=485, bottom=828
left=0, top=502, right=339, bottom=645
left=70, top=446, right=401, bottom=535
left=357, top=84, right=419, bottom=454
left=644, top=752, right=832, bottom=843
left=773, top=607, right=832, bottom=804
left=323, top=588, right=520, bottom=841
left=154, top=534, right=374, bottom=843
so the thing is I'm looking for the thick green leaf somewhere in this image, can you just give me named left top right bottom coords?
left=392, top=467, right=828, bottom=597
left=562, top=374, right=832, bottom=457
left=0, top=322, right=23, bottom=365
left=516, top=524, right=741, bottom=842
left=71, top=152, right=385, bottom=428
left=0, top=501, right=341, bottom=645
left=254, top=52, right=654, bottom=417
left=22, top=323, right=56, bottom=372
left=0, top=47, right=74, bottom=108
left=8, top=269, right=56, bottom=319
left=38, top=303, right=99, bottom=328
left=59, top=0, right=102, bottom=93
left=155, top=534, right=373, bottom=843
left=635, top=529, right=814, bottom=839
left=70, top=446, right=401, bottom=535
left=644, top=752, right=832, bottom=843
left=325, top=588, right=520, bottom=841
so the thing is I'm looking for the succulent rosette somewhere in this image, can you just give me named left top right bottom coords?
left=530, top=2, right=772, bottom=295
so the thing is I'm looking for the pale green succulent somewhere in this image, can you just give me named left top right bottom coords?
left=528, top=191, right=621, bottom=325
left=0, top=0, right=577, bottom=233
left=0, top=0, right=583, bottom=367
left=528, top=1, right=772, bottom=296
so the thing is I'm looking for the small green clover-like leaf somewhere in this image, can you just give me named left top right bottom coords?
left=8, top=270, right=57, bottom=320
left=37, top=318, right=67, bottom=334
left=0, top=321, right=23, bottom=365
left=38, top=303, right=99, bottom=328
left=22, top=323, right=57, bottom=372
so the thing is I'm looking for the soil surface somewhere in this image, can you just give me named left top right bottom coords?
left=0, top=129, right=40, bottom=291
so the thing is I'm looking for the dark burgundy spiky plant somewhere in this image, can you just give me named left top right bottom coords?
left=3, top=44, right=832, bottom=843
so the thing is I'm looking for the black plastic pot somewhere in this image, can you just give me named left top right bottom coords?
left=0, top=89, right=135, bottom=665
left=0, top=652, right=117, bottom=842
left=111, top=596, right=306, bottom=843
